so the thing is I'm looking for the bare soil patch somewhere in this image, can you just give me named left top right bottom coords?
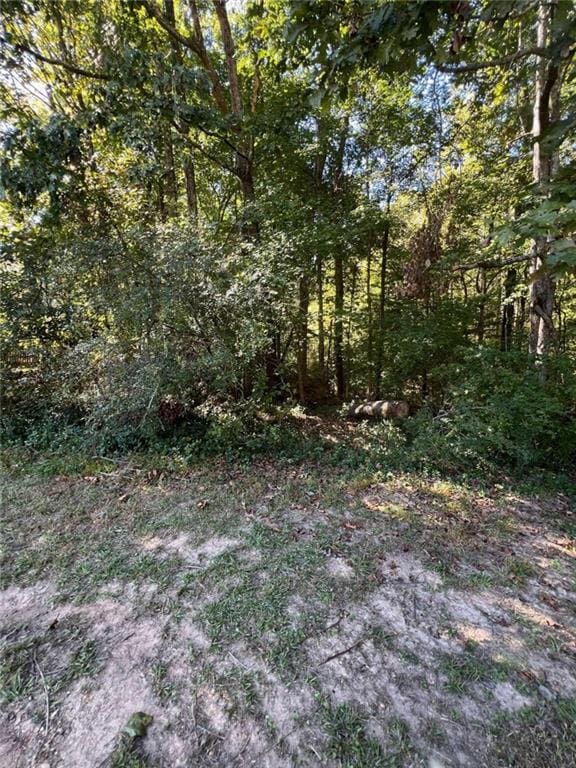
left=1, top=461, right=574, bottom=767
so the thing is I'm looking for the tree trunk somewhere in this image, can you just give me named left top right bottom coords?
left=264, top=330, right=281, bottom=396
left=213, top=0, right=242, bottom=117
left=374, top=205, right=390, bottom=398
left=516, top=293, right=527, bottom=348
left=153, top=30, right=178, bottom=220
left=212, top=0, right=256, bottom=234
left=366, top=245, right=373, bottom=392
left=297, top=274, right=309, bottom=402
left=333, top=122, right=348, bottom=401
left=529, top=0, right=557, bottom=375
left=500, top=268, right=516, bottom=351
left=476, top=266, right=487, bottom=344
left=347, top=263, right=358, bottom=350
left=237, top=154, right=258, bottom=237
left=314, top=118, right=327, bottom=383
left=345, top=262, right=358, bottom=398
left=317, top=253, right=326, bottom=376
left=184, top=158, right=198, bottom=221
left=163, top=127, right=178, bottom=217
left=212, top=0, right=278, bottom=389
left=334, top=249, right=345, bottom=401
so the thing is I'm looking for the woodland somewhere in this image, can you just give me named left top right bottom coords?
left=1, top=0, right=576, bottom=474
left=1, top=4, right=576, bottom=767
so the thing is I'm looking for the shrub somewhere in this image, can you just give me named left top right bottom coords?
left=404, top=349, right=576, bottom=473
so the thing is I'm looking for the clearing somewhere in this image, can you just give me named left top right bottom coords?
left=1, top=452, right=575, bottom=767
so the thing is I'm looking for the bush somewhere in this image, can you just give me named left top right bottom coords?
left=404, top=349, right=576, bottom=473
left=3, top=334, right=574, bottom=479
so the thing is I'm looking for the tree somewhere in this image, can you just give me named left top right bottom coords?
left=1, top=0, right=574, bottom=448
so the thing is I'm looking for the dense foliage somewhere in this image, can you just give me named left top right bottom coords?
left=1, top=0, right=575, bottom=473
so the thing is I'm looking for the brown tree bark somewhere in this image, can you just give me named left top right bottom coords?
left=366, top=245, right=373, bottom=390
left=162, top=0, right=198, bottom=222
left=151, top=0, right=255, bottom=223
left=212, top=0, right=256, bottom=230
left=476, top=266, right=487, bottom=344
left=500, top=269, right=517, bottom=351
left=184, top=158, right=198, bottom=221
left=529, top=0, right=558, bottom=375
left=333, top=123, right=348, bottom=401
left=347, top=262, right=358, bottom=352
left=374, top=197, right=391, bottom=398
left=213, top=0, right=242, bottom=117
left=162, top=125, right=178, bottom=217
left=314, top=120, right=328, bottom=384
left=297, top=275, right=309, bottom=403
left=211, top=0, right=279, bottom=389
left=334, top=253, right=345, bottom=400
left=317, top=254, right=326, bottom=376
left=153, top=34, right=178, bottom=221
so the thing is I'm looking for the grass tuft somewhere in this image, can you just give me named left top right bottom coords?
left=321, top=701, right=414, bottom=767
left=492, top=699, right=576, bottom=767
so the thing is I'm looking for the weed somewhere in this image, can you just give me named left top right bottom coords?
left=110, top=712, right=154, bottom=768
left=200, top=520, right=339, bottom=652
left=433, top=559, right=453, bottom=578
left=438, top=622, right=460, bottom=640
left=495, top=517, right=518, bottom=537
left=150, top=662, right=175, bottom=701
left=0, top=639, right=36, bottom=702
left=267, top=626, right=308, bottom=673
left=110, top=744, right=149, bottom=768
left=215, top=668, right=261, bottom=716
left=423, top=718, right=445, bottom=746
left=67, top=640, right=98, bottom=680
left=369, top=625, right=397, bottom=649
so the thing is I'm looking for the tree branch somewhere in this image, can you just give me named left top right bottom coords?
left=456, top=253, right=533, bottom=272
left=11, top=41, right=111, bottom=80
left=140, top=0, right=229, bottom=115
left=175, top=127, right=238, bottom=176
left=213, top=0, right=243, bottom=117
left=438, top=46, right=547, bottom=74
left=139, top=0, right=200, bottom=55
left=174, top=113, right=251, bottom=163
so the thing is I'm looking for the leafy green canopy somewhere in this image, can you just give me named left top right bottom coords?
left=0, top=0, right=574, bottom=472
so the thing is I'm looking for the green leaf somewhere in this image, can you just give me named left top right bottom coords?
left=122, top=712, right=153, bottom=739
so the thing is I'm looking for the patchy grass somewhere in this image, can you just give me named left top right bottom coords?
left=505, top=557, right=537, bottom=586
left=1, top=621, right=99, bottom=704
left=465, top=571, right=495, bottom=590
left=321, top=701, right=412, bottom=767
left=150, top=662, right=175, bottom=702
left=491, top=698, right=576, bottom=767
left=440, top=644, right=512, bottom=695
left=1, top=449, right=574, bottom=768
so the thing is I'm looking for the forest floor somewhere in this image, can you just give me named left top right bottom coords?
left=1, top=443, right=575, bottom=768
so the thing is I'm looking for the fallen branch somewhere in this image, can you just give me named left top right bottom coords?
left=316, top=638, right=364, bottom=667
left=33, top=653, right=50, bottom=739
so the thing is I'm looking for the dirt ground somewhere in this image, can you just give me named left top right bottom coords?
left=1, top=455, right=575, bottom=767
